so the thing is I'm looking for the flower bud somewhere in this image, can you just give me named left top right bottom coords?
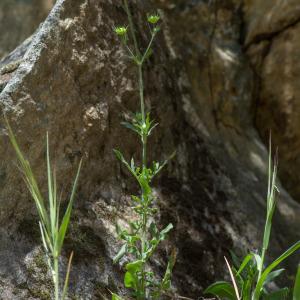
left=147, top=14, right=160, bottom=24
left=114, top=26, right=128, bottom=36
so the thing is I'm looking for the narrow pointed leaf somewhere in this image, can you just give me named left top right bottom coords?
left=62, top=251, right=74, bottom=300
left=57, top=159, right=82, bottom=254
left=254, top=241, right=300, bottom=300
left=293, top=265, right=300, bottom=300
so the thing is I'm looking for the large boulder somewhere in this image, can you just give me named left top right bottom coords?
left=245, top=0, right=300, bottom=201
left=0, top=0, right=299, bottom=299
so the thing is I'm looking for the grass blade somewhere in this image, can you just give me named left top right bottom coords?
left=254, top=241, right=300, bottom=299
left=6, top=119, right=50, bottom=231
left=57, top=159, right=82, bottom=254
left=62, top=251, right=74, bottom=300
left=293, top=265, right=300, bottom=300
left=225, top=256, right=240, bottom=300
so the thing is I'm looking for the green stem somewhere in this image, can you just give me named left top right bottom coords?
left=53, top=256, right=60, bottom=300
left=258, top=213, right=271, bottom=282
left=141, top=32, right=156, bottom=65
left=123, top=2, right=153, bottom=299
left=123, top=0, right=140, bottom=57
left=138, top=63, right=147, bottom=168
left=139, top=203, right=147, bottom=300
left=138, top=64, right=146, bottom=125
left=258, top=248, right=266, bottom=281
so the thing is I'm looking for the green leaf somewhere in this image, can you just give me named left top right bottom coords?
left=126, top=260, right=143, bottom=273
left=113, top=149, right=139, bottom=182
left=237, top=253, right=253, bottom=276
left=253, top=240, right=300, bottom=300
left=264, top=268, right=285, bottom=284
left=113, top=244, right=127, bottom=264
left=253, top=253, right=262, bottom=272
left=121, top=121, right=140, bottom=135
left=138, top=174, right=151, bottom=196
left=6, top=119, right=50, bottom=233
left=56, top=159, right=82, bottom=254
left=111, top=293, right=124, bottom=300
left=161, top=249, right=177, bottom=290
left=62, top=251, right=74, bottom=300
left=152, top=151, right=176, bottom=179
left=264, top=287, right=290, bottom=300
left=124, top=271, right=135, bottom=288
left=148, top=122, right=158, bottom=136
left=293, top=265, right=300, bottom=300
left=242, top=277, right=252, bottom=300
left=204, top=281, right=236, bottom=300
left=159, top=223, right=173, bottom=241
left=114, top=149, right=126, bottom=163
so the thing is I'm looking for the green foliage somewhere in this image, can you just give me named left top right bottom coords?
left=7, top=120, right=82, bottom=300
left=205, top=141, right=300, bottom=300
left=112, top=1, right=175, bottom=299
left=293, top=265, right=300, bottom=300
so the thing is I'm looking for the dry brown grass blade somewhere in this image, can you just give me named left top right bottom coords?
left=224, top=256, right=240, bottom=300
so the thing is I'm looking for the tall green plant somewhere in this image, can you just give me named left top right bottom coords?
left=205, top=140, right=300, bottom=300
left=112, top=2, right=175, bottom=299
left=7, top=121, right=82, bottom=300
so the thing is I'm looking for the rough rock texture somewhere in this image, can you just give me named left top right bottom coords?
left=0, top=0, right=300, bottom=299
left=245, top=0, right=300, bottom=201
left=0, top=0, right=55, bottom=58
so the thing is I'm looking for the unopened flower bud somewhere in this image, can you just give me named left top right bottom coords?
left=114, top=26, right=128, bottom=36
left=147, top=14, right=160, bottom=24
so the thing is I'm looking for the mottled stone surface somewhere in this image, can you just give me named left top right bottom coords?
left=0, top=0, right=299, bottom=299
left=245, top=0, right=300, bottom=202
left=243, top=0, right=300, bottom=46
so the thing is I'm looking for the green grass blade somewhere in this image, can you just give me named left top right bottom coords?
left=39, top=221, right=50, bottom=253
left=264, top=268, right=285, bottom=284
left=62, top=251, right=74, bottom=300
left=57, top=159, right=82, bottom=254
left=6, top=120, right=50, bottom=231
left=46, top=133, right=56, bottom=245
left=253, top=241, right=300, bottom=300
left=293, top=265, right=300, bottom=300
left=264, top=287, right=290, bottom=300
left=237, top=253, right=253, bottom=276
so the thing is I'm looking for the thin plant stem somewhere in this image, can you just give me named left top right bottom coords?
left=123, top=0, right=140, bottom=57
left=138, top=64, right=146, bottom=127
left=54, top=256, right=59, bottom=300
left=125, top=5, right=148, bottom=298
left=113, top=4, right=174, bottom=300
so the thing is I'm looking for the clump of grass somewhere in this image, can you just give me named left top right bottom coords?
left=205, top=138, right=300, bottom=300
left=112, top=1, right=175, bottom=299
left=7, top=120, right=82, bottom=300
